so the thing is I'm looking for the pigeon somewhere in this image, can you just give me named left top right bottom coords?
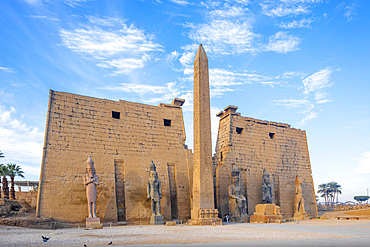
left=84, top=245, right=87, bottom=247
left=108, top=241, right=112, bottom=245
left=41, top=236, right=50, bottom=242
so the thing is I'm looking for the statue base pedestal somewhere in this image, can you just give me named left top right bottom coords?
left=250, top=204, right=283, bottom=223
left=188, top=209, right=222, bottom=225
left=86, top=217, right=103, bottom=229
left=231, top=215, right=249, bottom=223
left=294, top=212, right=309, bottom=221
left=150, top=215, right=164, bottom=225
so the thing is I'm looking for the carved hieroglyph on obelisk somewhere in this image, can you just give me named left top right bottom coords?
left=190, top=44, right=221, bottom=225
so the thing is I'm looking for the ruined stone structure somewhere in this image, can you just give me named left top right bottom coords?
left=214, top=106, right=318, bottom=219
left=36, top=91, right=192, bottom=223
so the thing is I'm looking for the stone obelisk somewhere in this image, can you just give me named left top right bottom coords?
left=189, top=44, right=221, bottom=225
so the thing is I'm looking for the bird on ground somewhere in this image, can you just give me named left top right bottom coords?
left=41, top=236, right=50, bottom=242
left=108, top=241, right=112, bottom=245
left=84, top=245, right=87, bottom=247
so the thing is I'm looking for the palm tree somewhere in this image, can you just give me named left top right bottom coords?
left=7, top=163, right=24, bottom=200
left=327, top=181, right=342, bottom=204
left=0, top=165, right=10, bottom=199
left=0, top=151, right=4, bottom=198
left=317, top=183, right=329, bottom=205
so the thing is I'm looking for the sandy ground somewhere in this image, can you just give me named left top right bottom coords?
left=1, top=219, right=370, bottom=247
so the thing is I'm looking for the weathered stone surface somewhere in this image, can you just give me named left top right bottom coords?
left=86, top=217, right=103, bottom=229
left=84, top=156, right=99, bottom=218
left=166, top=221, right=176, bottom=226
left=37, top=90, right=192, bottom=223
left=228, top=164, right=247, bottom=222
left=192, top=44, right=214, bottom=215
left=250, top=204, right=283, bottom=223
left=150, top=215, right=164, bottom=225
left=190, top=44, right=221, bottom=225
left=0, top=199, right=30, bottom=217
left=214, top=107, right=318, bottom=220
left=294, top=175, right=309, bottom=220
left=262, top=169, right=272, bottom=204
left=147, top=161, right=162, bottom=216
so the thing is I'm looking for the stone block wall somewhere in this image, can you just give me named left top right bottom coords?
left=15, top=191, right=38, bottom=208
left=214, top=107, right=318, bottom=219
left=36, top=90, right=192, bottom=223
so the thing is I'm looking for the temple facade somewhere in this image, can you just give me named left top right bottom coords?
left=36, top=46, right=317, bottom=224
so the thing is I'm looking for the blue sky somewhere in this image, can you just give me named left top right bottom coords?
left=0, top=0, right=369, bottom=202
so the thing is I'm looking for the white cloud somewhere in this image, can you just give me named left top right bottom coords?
left=0, top=105, right=43, bottom=178
left=274, top=99, right=312, bottom=109
left=302, top=67, right=333, bottom=94
left=274, top=67, right=334, bottom=126
left=297, top=111, right=317, bottom=126
left=22, top=0, right=42, bottom=5
left=60, top=16, right=163, bottom=75
left=64, top=0, right=93, bottom=7
left=261, top=3, right=309, bottom=17
left=166, top=51, right=180, bottom=64
left=278, top=18, right=312, bottom=29
left=343, top=4, right=358, bottom=22
left=0, top=66, right=16, bottom=73
left=260, top=0, right=322, bottom=17
left=101, top=81, right=184, bottom=105
left=27, top=15, right=60, bottom=21
left=355, top=152, right=370, bottom=173
left=265, top=31, right=300, bottom=54
left=209, top=5, right=247, bottom=18
left=337, top=2, right=358, bottom=22
left=169, top=0, right=189, bottom=5
left=282, top=71, right=306, bottom=79
left=187, top=19, right=259, bottom=55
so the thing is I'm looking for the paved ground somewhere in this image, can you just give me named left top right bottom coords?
left=1, top=219, right=370, bottom=247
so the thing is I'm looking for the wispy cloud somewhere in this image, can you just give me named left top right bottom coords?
left=278, top=18, right=312, bottom=29
left=101, top=81, right=185, bottom=105
left=337, top=2, right=358, bottom=22
left=274, top=99, right=312, bottom=109
left=0, top=66, right=16, bottom=73
left=166, top=51, right=180, bottom=64
left=22, top=0, right=42, bottom=5
left=27, top=15, right=60, bottom=21
left=302, top=67, right=333, bottom=95
left=64, top=0, right=93, bottom=7
left=60, top=16, right=163, bottom=75
left=0, top=105, right=43, bottom=169
left=169, top=0, right=189, bottom=6
left=187, top=19, right=258, bottom=56
left=260, top=0, right=322, bottom=17
left=274, top=67, right=335, bottom=126
left=265, top=31, right=300, bottom=54
left=355, top=152, right=370, bottom=174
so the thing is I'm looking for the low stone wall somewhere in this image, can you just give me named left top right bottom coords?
left=15, top=191, right=38, bottom=208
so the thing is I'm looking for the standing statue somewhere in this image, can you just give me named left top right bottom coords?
left=228, top=164, right=247, bottom=220
left=294, top=175, right=306, bottom=214
left=262, top=169, right=272, bottom=204
left=147, top=161, right=162, bottom=216
left=84, top=156, right=100, bottom=218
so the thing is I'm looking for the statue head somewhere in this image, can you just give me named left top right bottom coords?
left=149, top=161, right=158, bottom=180
left=262, top=169, right=270, bottom=182
left=86, top=156, right=95, bottom=178
left=295, top=175, right=302, bottom=185
left=231, top=163, right=240, bottom=185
